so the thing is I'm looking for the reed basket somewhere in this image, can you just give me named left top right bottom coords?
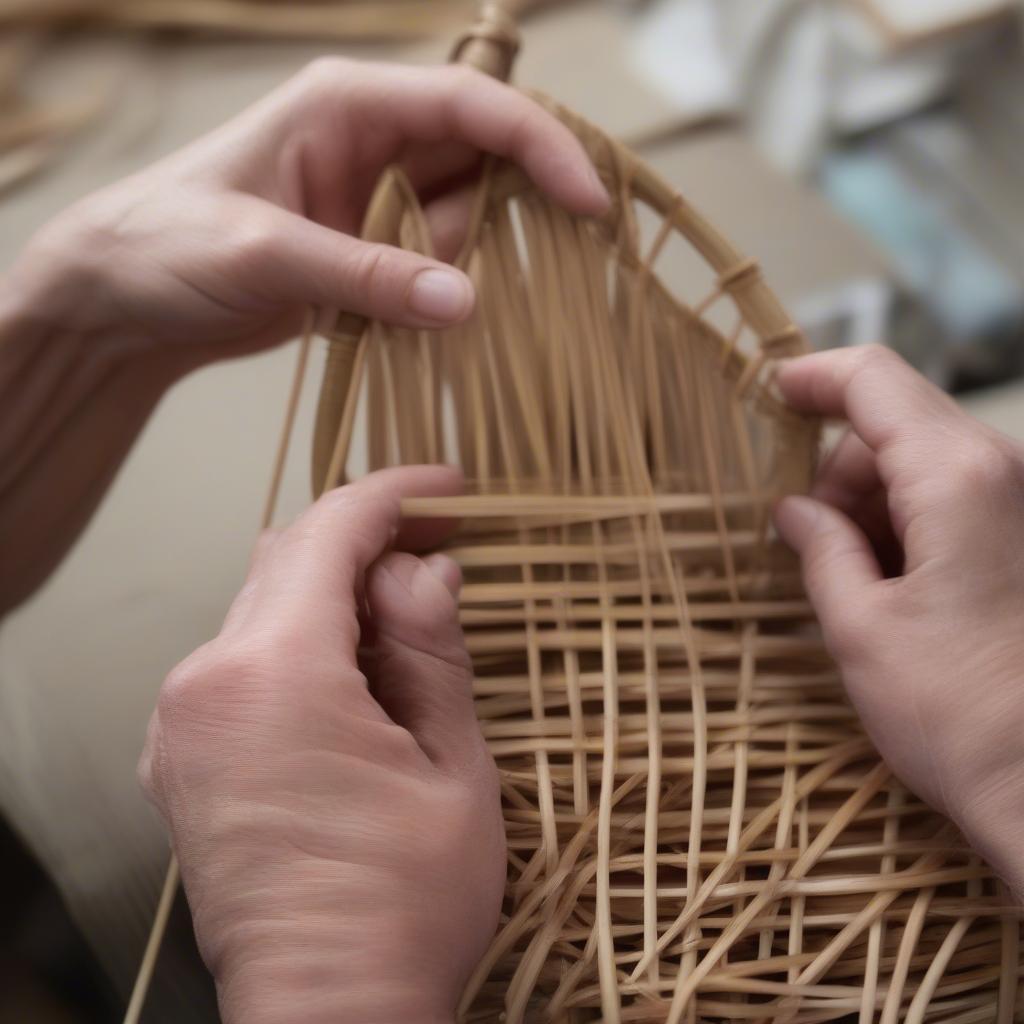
left=128, top=3, right=1024, bottom=1021
left=309, top=9, right=1024, bottom=1021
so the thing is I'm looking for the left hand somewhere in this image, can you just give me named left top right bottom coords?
left=138, top=466, right=505, bottom=1024
left=11, top=58, right=608, bottom=371
left=0, top=59, right=607, bottom=615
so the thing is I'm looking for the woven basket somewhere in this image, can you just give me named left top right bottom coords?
left=306, top=8, right=1024, bottom=1023
left=127, top=4, right=1024, bottom=1022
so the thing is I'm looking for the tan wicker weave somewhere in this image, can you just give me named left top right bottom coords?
left=126, top=4, right=1024, bottom=1022
left=306, top=8, right=1024, bottom=1022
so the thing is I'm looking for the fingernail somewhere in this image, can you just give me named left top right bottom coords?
left=407, top=268, right=473, bottom=323
left=773, top=496, right=820, bottom=548
left=423, top=553, right=462, bottom=599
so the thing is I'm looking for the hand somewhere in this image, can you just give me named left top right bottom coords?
left=773, top=345, right=1024, bottom=898
left=138, top=466, right=505, bottom=1024
left=12, top=58, right=608, bottom=369
left=0, top=58, right=608, bottom=615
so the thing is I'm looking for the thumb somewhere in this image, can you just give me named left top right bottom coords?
left=251, top=203, right=476, bottom=328
left=365, top=550, right=483, bottom=773
left=774, top=496, right=882, bottom=648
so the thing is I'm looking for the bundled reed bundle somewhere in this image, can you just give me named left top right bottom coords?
left=0, top=0, right=536, bottom=193
left=127, top=3, right=1024, bottom=1021
left=0, top=0, right=477, bottom=40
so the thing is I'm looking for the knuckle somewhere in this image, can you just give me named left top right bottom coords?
left=351, top=245, right=395, bottom=303
left=385, top=595, right=472, bottom=678
left=157, top=659, right=207, bottom=720
left=412, top=566, right=463, bottom=622
left=157, top=642, right=265, bottom=723
left=378, top=634, right=472, bottom=697
left=919, top=436, right=1022, bottom=508
left=858, top=342, right=897, bottom=366
left=310, top=483, right=395, bottom=540
left=230, top=213, right=278, bottom=268
left=247, top=618, right=306, bottom=667
left=376, top=721, right=426, bottom=764
left=424, top=646, right=473, bottom=696
left=300, top=56, right=353, bottom=92
left=428, top=778, right=478, bottom=838
left=316, top=480, right=370, bottom=514
left=440, top=63, right=483, bottom=95
left=431, top=631, right=473, bottom=678
left=847, top=343, right=900, bottom=389
left=960, top=438, right=1022, bottom=493
left=440, top=756, right=502, bottom=835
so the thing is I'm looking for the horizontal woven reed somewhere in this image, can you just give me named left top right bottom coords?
left=309, top=93, right=1024, bottom=1023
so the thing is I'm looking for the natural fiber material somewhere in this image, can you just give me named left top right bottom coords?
left=0, top=0, right=557, bottom=193
left=0, top=0, right=489, bottom=195
left=308, top=93, right=1024, bottom=1022
left=123, top=5, right=1023, bottom=1020
left=0, top=0, right=475, bottom=38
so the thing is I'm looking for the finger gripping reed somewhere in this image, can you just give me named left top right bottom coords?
left=310, top=94, right=1023, bottom=1022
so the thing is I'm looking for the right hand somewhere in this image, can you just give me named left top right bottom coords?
left=139, top=466, right=505, bottom=1024
left=773, top=345, right=1024, bottom=898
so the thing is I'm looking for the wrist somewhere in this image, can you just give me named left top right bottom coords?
left=8, top=207, right=113, bottom=339
left=3, top=235, right=191, bottom=387
left=207, top=916, right=457, bottom=1024
left=203, top=917, right=452, bottom=1024
left=216, top=964, right=455, bottom=1024
left=0, top=257, right=187, bottom=613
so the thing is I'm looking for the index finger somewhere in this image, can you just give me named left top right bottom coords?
left=775, top=345, right=967, bottom=456
left=305, top=60, right=609, bottom=217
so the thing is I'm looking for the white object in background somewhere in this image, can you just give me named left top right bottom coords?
left=794, top=277, right=894, bottom=351
left=716, top=0, right=837, bottom=175
left=828, top=7, right=962, bottom=133
left=712, top=0, right=1010, bottom=174
left=858, top=0, right=1013, bottom=42
left=627, top=0, right=735, bottom=121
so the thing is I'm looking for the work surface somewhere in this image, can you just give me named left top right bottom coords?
left=1, top=6, right=1022, bottom=1016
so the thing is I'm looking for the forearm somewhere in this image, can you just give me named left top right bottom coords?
left=0, top=262, right=183, bottom=614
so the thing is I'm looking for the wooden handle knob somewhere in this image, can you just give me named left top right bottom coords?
left=449, top=1, right=520, bottom=81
